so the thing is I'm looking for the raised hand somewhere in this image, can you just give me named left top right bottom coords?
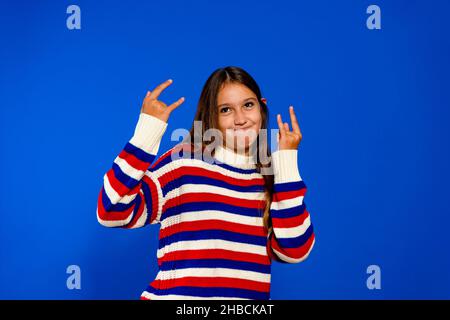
left=276, top=106, right=303, bottom=150
left=140, top=79, right=185, bottom=123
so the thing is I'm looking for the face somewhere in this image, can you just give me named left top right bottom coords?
left=216, top=82, right=263, bottom=153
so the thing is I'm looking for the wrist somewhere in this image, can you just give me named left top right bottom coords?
left=129, top=113, right=168, bottom=155
left=271, top=149, right=302, bottom=183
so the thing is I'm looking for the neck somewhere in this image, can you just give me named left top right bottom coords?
left=213, top=143, right=257, bottom=169
left=224, top=144, right=250, bottom=156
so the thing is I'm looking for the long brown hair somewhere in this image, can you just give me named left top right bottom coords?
left=182, top=66, right=274, bottom=232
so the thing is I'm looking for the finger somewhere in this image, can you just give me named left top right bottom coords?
left=284, top=122, right=290, bottom=132
left=167, top=96, right=185, bottom=112
left=146, top=90, right=151, bottom=98
left=277, top=131, right=280, bottom=150
left=289, top=106, right=301, bottom=134
left=277, top=114, right=285, bottom=136
left=149, top=79, right=173, bottom=100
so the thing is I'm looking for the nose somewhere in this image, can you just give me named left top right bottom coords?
left=234, top=109, right=247, bottom=127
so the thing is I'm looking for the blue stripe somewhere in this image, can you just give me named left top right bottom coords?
left=276, top=223, right=314, bottom=248
left=141, top=179, right=153, bottom=225
left=159, top=259, right=271, bottom=274
left=111, top=162, right=139, bottom=189
left=160, top=178, right=179, bottom=197
left=108, top=191, right=142, bottom=229
left=150, top=145, right=198, bottom=171
left=273, top=180, right=306, bottom=193
left=150, top=152, right=173, bottom=171
left=215, top=161, right=259, bottom=174
left=158, top=229, right=266, bottom=249
left=145, top=285, right=270, bottom=300
left=123, top=192, right=141, bottom=227
left=124, top=141, right=155, bottom=163
left=270, top=203, right=307, bottom=219
left=101, top=187, right=134, bottom=212
left=162, top=202, right=263, bottom=220
left=161, top=175, right=264, bottom=196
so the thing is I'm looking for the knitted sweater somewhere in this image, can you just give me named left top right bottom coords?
left=96, top=113, right=316, bottom=300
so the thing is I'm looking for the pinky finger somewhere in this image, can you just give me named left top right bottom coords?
left=168, top=96, right=185, bottom=111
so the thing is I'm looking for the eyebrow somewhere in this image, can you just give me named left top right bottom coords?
left=217, top=97, right=257, bottom=108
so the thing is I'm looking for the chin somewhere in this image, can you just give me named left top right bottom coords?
left=233, top=137, right=257, bottom=150
left=223, top=128, right=259, bottom=149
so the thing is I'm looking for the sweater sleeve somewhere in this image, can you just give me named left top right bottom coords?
left=267, top=149, right=316, bottom=263
left=96, top=113, right=171, bottom=229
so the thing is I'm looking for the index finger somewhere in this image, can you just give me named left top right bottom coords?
left=149, top=79, right=173, bottom=100
left=277, top=114, right=285, bottom=136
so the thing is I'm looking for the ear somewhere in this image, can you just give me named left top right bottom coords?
left=261, top=97, right=267, bottom=105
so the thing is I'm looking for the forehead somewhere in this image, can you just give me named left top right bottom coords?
left=217, top=82, right=257, bottom=104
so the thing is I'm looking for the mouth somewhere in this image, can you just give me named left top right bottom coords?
left=232, top=127, right=258, bottom=140
left=233, top=127, right=253, bottom=131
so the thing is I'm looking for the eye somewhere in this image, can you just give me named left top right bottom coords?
left=219, top=106, right=230, bottom=113
left=244, top=102, right=254, bottom=109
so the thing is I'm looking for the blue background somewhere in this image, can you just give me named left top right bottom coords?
left=1, top=0, right=449, bottom=299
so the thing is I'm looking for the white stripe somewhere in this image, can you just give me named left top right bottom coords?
left=164, top=183, right=265, bottom=202
left=114, top=155, right=146, bottom=181
left=272, top=237, right=315, bottom=263
left=155, top=268, right=270, bottom=283
left=103, top=174, right=137, bottom=205
left=96, top=207, right=132, bottom=227
left=160, top=210, right=263, bottom=230
left=157, top=239, right=266, bottom=259
left=270, top=196, right=304, bottom=210
left=141, top=291, right=250, bottom=300
left=273, top=216, right=311, bottom=238
left=128, top=194, right=150, bottom=228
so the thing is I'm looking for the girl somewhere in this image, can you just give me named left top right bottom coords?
left=96, top=66, right=315, bottom=300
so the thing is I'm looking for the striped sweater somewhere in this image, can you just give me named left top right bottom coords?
left=96, top=113, right=316, bottom=300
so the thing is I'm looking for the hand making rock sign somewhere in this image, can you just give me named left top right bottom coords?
left=276, top=106, right=303, bottom=150
left=140, top=79, right=185, bottom=123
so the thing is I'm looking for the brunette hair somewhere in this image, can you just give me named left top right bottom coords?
left=182, top=66, right=274, bottom=232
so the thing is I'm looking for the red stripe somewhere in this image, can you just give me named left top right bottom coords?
left=159, top=220, right=266, bottom=239
left=150, top=143, right=189, bottom=169
left=125, top=191, right=146, bottom=229
left=143, top=175, right=160, bottom=223
left=164, top=192, right=265, bottom=211
left=158, top=248, right=271, bottom=266
left=272, top=209, right=309, bottom=228
left=118, top=149, right=151, bottom=172
left=273, top=188, right=306, bottom=202
left=97, top=187, right=134, bottom=221
left=150, top=148, right=173, bottom=168
left=266, top=238, right=275, bottom=261
left=106, top=170, right=140, bottom=198
left=270, top=232, right=315, bottom=260
left=159, top=166, right=264, bottom=189
left=151, top=276, right=270, bottom=293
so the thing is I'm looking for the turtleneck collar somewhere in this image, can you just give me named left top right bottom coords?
left=213, top=144, right=257, bottom=170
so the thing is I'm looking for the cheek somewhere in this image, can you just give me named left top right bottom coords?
left=251, top=112, right=262, bottom=128
left=218, top=118, right=232, bottom=138
left=218, top=117, right=230, bottom=131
